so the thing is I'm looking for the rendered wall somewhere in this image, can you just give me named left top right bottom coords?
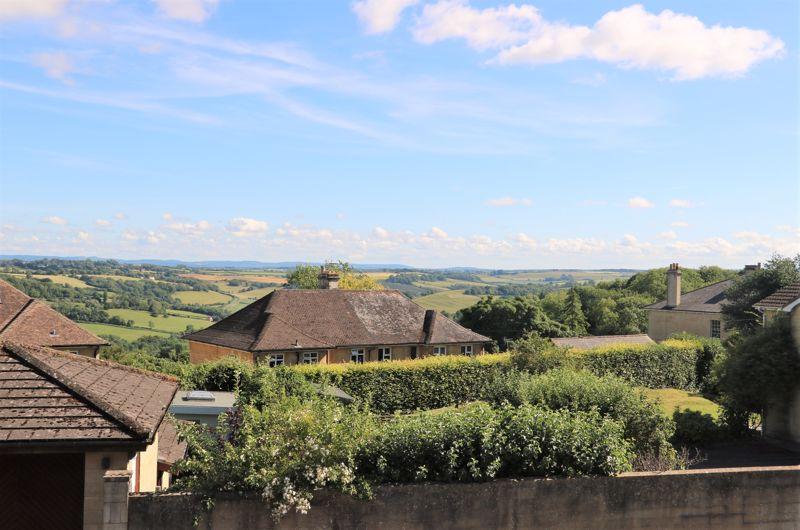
left=130, top=466, right=800, bottom=530
left=647, top=309, right=728, bottom=341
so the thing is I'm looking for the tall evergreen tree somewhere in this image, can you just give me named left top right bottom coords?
left=561, top=288, right=589, bottom=336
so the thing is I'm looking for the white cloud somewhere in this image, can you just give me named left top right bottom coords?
left=226, top=217, right=268, bottom=238
left=486, top=196, right=532, bottom=207
left=166, top=219, right=211, bottom=236
left=95, top=219, right=112, bottom=227
left=31, top=52, right=75, bottom=84
left=515, top=232, right=537, bottom=248
left=0, top=0, right=67, bottom=20
left=75, top=231, right=90, bottom=242
left=571, top=72, right=606, bottom=86
left=628, top=196, right=654, bottom=209
left=114, top=212, right=127, bottom=220
left=353, top=0, right=419, bottom=34
left=671, top=221, right=690, bottom=228
left=162, top=212, right=173, bottom=220
left=373, top=226, right=390, bottom=238
left=658, top=230, right=678, bottom=240
left=42, top=216, right=68, bottom=226
left=413, top=2, right=784, bottom=80
left=669, top=199, right=693, bottom=208
left=153, top=0, right=219, bottom=23
left=414, top=1, right=541, bottom=50
left=430, top=226, right=448, bottom=238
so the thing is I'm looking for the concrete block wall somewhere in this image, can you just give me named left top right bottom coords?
left=129, top=466, right=800, bottom=530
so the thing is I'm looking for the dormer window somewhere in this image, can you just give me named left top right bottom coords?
left=49, top=329, right=58, bottom=337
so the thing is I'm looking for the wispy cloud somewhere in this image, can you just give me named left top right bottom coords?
left=42, top=216, right=68, bottom=226
left=31, top=51, right=76, bottom=84
left=353, top=0, right=419, bottom=34
left=486, top=197, right=532, bottom=207
left=628, top=197, right=654, bottom=209
left=0, top=0, right=67, bottom=20
left=669, top=199, right=694, bottom=208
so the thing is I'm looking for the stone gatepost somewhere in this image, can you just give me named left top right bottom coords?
left=103, top=469, right=131, bottom=530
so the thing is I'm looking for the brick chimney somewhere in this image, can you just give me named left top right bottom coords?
left=318, top=267, right=340, bottom=290
left=666, top=263, right=681, bottom=308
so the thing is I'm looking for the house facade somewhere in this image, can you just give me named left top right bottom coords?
left=0, top=278, right=107, bottom=357
left=644, top=263, right=738, bottom=341
left=0, top=341, right=179, bottom=530
left=185, top=271, right=491, bottom=366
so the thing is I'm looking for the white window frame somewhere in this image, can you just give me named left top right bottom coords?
left=460, top=345, right=473, bottom=355
left=268, top=354, right=284, bottom=368
left=302, top=351, right=319, bottom=364
left=377, top=347, right=392, bottom=361
left=433, top=346, right=447, bottom=356
left=351, top=348, right=365, bottom=363
left=710, top=320, right=721, bottom=339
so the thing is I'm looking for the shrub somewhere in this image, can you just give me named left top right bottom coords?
left=172, top=397, right=375, bottom=520
left=293, top=355, right=513, bottom=413
left=514, top=369, right=675, bottom=462
left=508, top=334, right=571, bottom=374
left=671, top=409, right=724, bottom=447
left=357, top=402, right=631, bottom=483
left=576, top=339, right=702, bottom=390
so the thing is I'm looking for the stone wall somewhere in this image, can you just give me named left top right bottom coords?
left=647, top=309, right=728, bottom=341
left=130, top=466, right=800, bottom=530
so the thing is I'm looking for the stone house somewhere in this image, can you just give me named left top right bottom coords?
left=0, top=278, right=107, bottom=357
left=644, top=263, right=736, bottom=341
left=185, top=271, right=491, bottom=366
left=0, top=341, right=181, bottom=530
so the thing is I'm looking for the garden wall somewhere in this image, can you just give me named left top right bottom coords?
left=130, top=466, right=800, bottom=529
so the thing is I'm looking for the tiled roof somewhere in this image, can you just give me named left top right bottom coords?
left=551, top=334, right=655, bottom=350
left=157, top=417, right=187, bottom=466
left=185, top=289, right=490, bottom=352
left=754, top=283, right=800, bottom=311
left=0, top=342, right=178, bottom=447
left=0, top=279, right=107, bottom=348
left=644, top=279, right=734, bottom=313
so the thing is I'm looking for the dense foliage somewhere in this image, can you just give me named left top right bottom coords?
left=359, top=402, right=631, bottom=484
left=458, top=296, right=570, bottom=348
left=714, top=315, right=800, bottom=416
left=721, top=255, right=800, bottom=333
left=285, top=261, right=382, bottom=290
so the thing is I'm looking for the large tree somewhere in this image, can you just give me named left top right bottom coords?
left=458, top=295, right=569, bottom=349
left=560, top=288, right=589, bottom=336
left=722, top=255, right=800, bottom=334
left=285, top=261, right=382, bottom=291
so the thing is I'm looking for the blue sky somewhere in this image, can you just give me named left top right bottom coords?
left=0, top=0, right=797, bottom=268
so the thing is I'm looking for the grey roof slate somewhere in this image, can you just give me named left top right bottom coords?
left=644, top=279, right=734, bottom=313
left=551, top=334, right=655, bottom=350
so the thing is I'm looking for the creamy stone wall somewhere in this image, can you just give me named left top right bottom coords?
left=188, top=341, right=253, bottom=364
left=84, top=451, right=130, bottom=530
left=647, top=309, right=728, bottom=341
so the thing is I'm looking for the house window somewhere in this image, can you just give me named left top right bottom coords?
left=351, top=348, right=365, bottom=363
left=268, top=354, right=284, bottom=368
left=302, top=351, right=319, bottom=364
left=433, top=346, right=447, bottom=356
left=377, top=347, right=392, bottom=361
left=460, top=345, right=473, bottom=355
left=710, top=320, right=721, bottom=339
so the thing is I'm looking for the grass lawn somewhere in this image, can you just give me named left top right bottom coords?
left=414, top=290, right=481, bottom=313
left=643, top=388, right=720, bottom=418
left=80, top=323, right=171, bottom=341
left=106, top=308, right=213, bottom=333
left=232, top=286, right=276, bottom=301
left=173, top=290, right=232, bottom=305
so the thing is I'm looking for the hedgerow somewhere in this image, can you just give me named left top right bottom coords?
left=575, top=339, right=702, bottom=390
left=514, top=369, right=675, bottom=462
left=292, top=354, right=515, bottom=413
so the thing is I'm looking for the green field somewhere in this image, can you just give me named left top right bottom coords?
left=414, top=290, right=481, bottom=313
left=173, top=290, right=232, bottom=305
left=5, top=273, right=91, bottom=288
left=80, top=323, right=171, bottom=341
left=106, top=308, right=213, bottom=333
left=643, top=388, right=720, bottom=418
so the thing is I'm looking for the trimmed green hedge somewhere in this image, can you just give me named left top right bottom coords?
left=358, top=402, right=632, bottom=483
left=575, top=339, right=702, bottom=390
left=293, top=355, right=514, bottom=414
